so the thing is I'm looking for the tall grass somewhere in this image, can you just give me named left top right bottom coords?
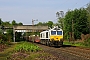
left=64, top=40, right=90, bottom=48
left=14, top=41, right=42, bottom=52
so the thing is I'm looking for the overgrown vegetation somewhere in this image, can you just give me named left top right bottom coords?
left=0, top=41, right=55, bottom=60
left=64, top=38, right=90, bottom=47
left=7, top=42, right=56, bottom=60
left=0, top=42, right=43, bottom=60
left=64, top=8, right=89, bottom=39
left=63, top=41, right=84, bottom=47
left=0, top=34, right=8, bottom=44
left=84, top=38, right=90, bottom=47
left=0, top=19, right=23, bottom=42
left=14, top=41, right=42, bottom=52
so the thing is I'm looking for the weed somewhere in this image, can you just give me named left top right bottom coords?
left=14, top=41, right=42, bottom=52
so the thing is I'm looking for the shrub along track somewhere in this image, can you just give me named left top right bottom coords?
left=36, top=43, right=90, bottom=60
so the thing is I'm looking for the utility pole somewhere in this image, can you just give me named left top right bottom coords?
left=32, top=19, right=38, bottom=35
left=32, top=19, right=38, bottom=25
left=72, top=19, right=74, bottom=43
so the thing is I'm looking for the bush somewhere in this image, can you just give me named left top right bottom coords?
left=0, top=34, right=8, bottom=44
left=84, top=38, right=90, bottom=47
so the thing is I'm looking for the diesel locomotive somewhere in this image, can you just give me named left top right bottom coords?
left=40, top=26, right=63, bottom=46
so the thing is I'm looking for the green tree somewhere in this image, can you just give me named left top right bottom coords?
left=36, top=21, right=53, bottom=28
left=18, top=22, right=23, bottom=25
left=12, top=20, right=17, bottom=25
left=42, top=22, right=47, bottom=26
left=64, top=10, right=73, bottom=39
left=56, top=11, right=64, bottom=29
left=57, top=18, right=64, bottom=29
left=64, top=8, right=89, bottom=39
left=36, top=22, right=43, bottom=26
left=47, top=21, right=53, bottom=28
left=86, top=3, right=90, bottom=33
left=36, top=22, right=47, bottom=26
left=6, top=29, right=13, bottom=42
left=2, top=21, right=11, bottom=26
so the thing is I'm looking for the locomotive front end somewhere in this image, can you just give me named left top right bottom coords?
left=50, top=29, right=63, bottom=46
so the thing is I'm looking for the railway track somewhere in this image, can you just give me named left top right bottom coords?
left=58, top=47, right=90, bottom=60
left=36, top=43, right=90, bottom=60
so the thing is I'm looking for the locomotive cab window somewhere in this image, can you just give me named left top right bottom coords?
left=51, top=31, right=56, bottom=35
left=41, top=34, right=42, bottom=38
left=57, top=31, right=62, bottom=35
left=46, top=32, right=48, bottom=38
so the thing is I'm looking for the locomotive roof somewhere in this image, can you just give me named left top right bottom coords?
left=50, top=28, right=62, bottom=31
left=40, top=26, right=63, bottom=34
left=40, top=30, right=48, bottom=33
left=40, top=28, right=63, bottom=34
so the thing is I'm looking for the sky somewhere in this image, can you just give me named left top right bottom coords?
left=0, top=0, right=90, bottom=25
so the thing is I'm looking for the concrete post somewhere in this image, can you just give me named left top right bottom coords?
left=13, top=28, right=15, bottom=42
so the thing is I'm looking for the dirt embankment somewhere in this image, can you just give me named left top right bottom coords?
left=0, top=44, right=7, bottom=52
